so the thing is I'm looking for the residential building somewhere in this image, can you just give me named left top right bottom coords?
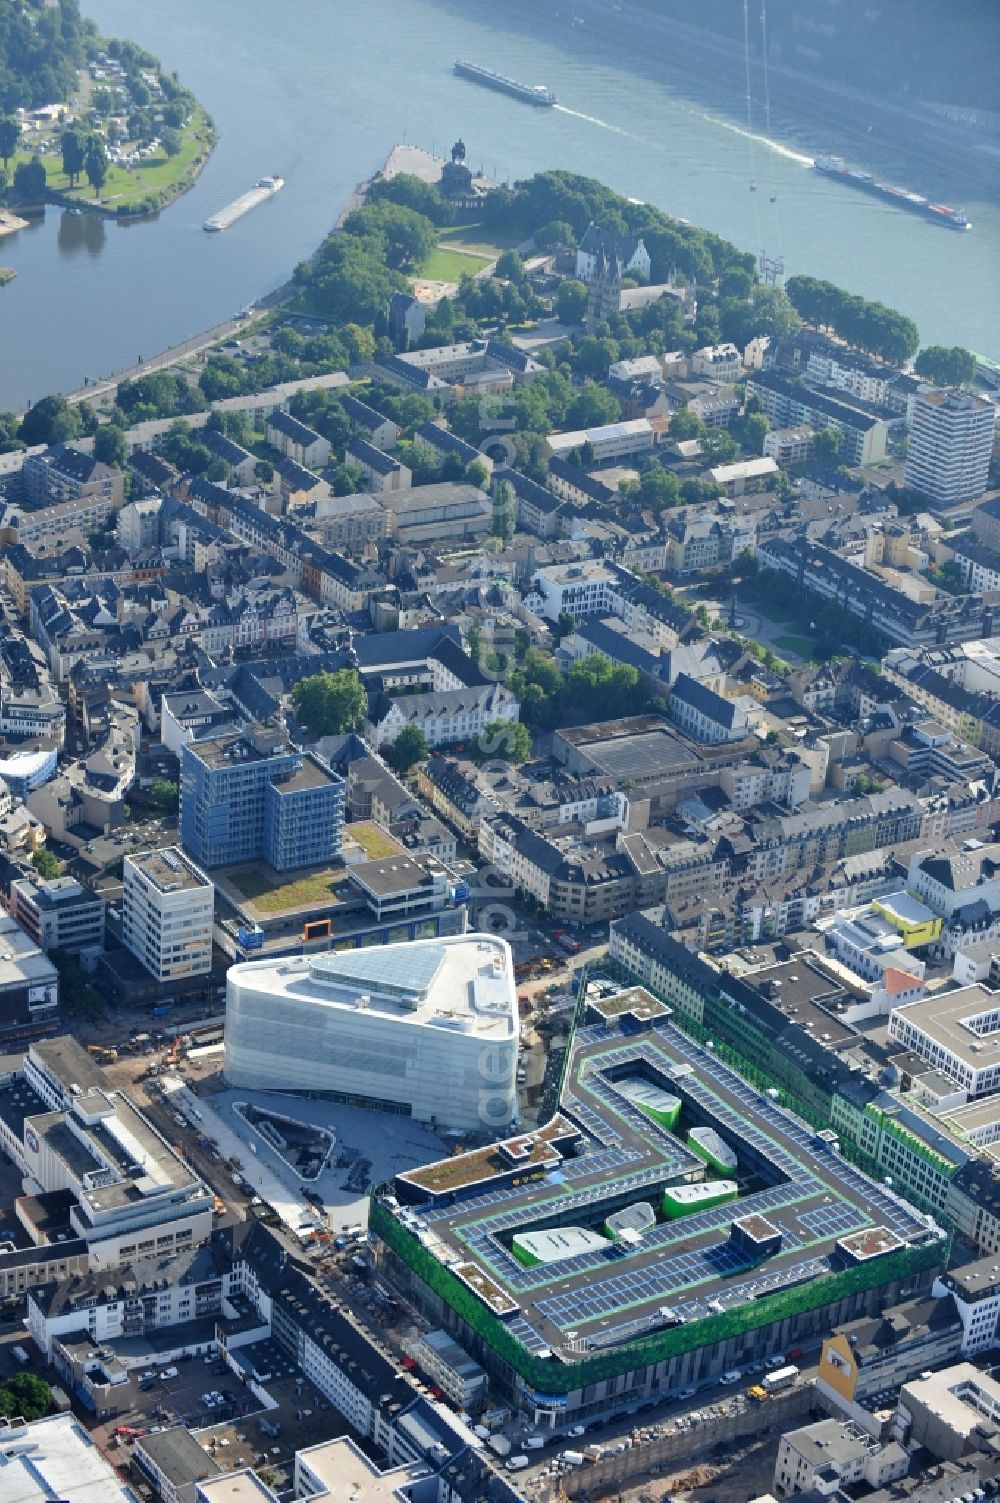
left=0, top=631, right=65, bottom=746
left=817, top=1295, right=964, bottom=1411
left=417, top=756, right=493, bottom=839
left=934, top=1259, right=1000, bottom=1354
left=20, top=444, right=125, bottom=511
left=668, top=673, right=753, bottom=745
left=123, top=847, right=214, bottom=984
left=341, top=393, right=401, bottom=450
left=905, top=388, right=995, bottom=505
left=759, top=535, right=996, bottom=650
left=951, top=536, right=1000, bottom=594
left=708, top=456, right=779, bottom=495
left=764, top=425, right=813, bottom=465
left=907, top=841, right=1000, bottom=921
left=388, top=289, right=427, bottom=348
left=265, top=410, right=331, bottom=469
left=179, top=725, right=345, bottom=871
left=691, top=343, right=743, bottom=383
left=413, top=419, right=493, bottom=476
left=225, top=934, right=518, bottom=1132
left=411, top=1328, right=488, bottom=1412
left=774, top=1418, right=907, bottom=1497
left=200, top=427, right=257, bottom=484
left=746, top=371, right=888, bottom=465
left=346, top=437, right=412, bottom=493
left=10, top=875, right=105, bottom=955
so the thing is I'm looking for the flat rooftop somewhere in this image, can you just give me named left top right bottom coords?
left=379, top=986, right=935, bottom=1366
left=271, top=755, right=337, bottom=794
left=127, top=845, right=211, bottom=894
left=296, top=1436, right=432, bottom=1499
left=228, top=934, right=516, bottom=1038
left=892, top=984, right=1000, bottom=1069
left=580, top=728, right=701, bottom=781
left=0, top=1413, right=136, bottom=1503
left=28, top=1086, right=203, bottom=1215
left=197, top=1471, right=279, bottom=1503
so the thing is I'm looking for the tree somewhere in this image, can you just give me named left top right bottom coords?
left=61, top=126, right=85, bottom=185
left=386, top=724, right=428, bottom=774
left=20, top=393, right=81, bottom=446
left=149, top=780, right=180, bottom=813
left=332, top=461, right=362, bottom=496
left=0, top=1372, right=51, bottom=1422
left=567, top=381, right=620, bottom=429
left=699, top=427, right=739, bottom=464
left=13, top=156, right=46, bottom=201
left=32, top=848, right=61, bottom=880
left=93, top=423, right=127, bottom=468
left=810, top=426, right=843, bottom=465
left=466, top=458, right=490, bottom=489
left=0, top=114, right=18, bottom=167
left=84, top=135, right=109, bottom=197
left=368, top=171, right=446, bottom=223
left=481, top=719, right=532, bottom=764
left=535, top=219, right=575, bottom=251
left=556, top=611, right=576, bottom=639
left=914, top=345, right=977, bottom=389
left=670, top=407, right=703, bottom=441
left=634, top=464, right=682, bottom=510
left=290, top=670, right=367, bottom=735
left=494, top=248, right=526, bottom=284
left=160, top=127, right=183, bottom=157
left=738, top=410, right=771, bottom=453
left=341, top=200, right=436, bottom=271
left=556, top=279, right=588, bottom=324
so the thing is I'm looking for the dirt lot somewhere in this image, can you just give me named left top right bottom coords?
left=623, top=1436, right=782, bottom=1503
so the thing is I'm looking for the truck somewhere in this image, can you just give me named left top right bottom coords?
left=747, top=1384, right=769, bottom=1402
left=488, top=1434, right=511, bottom=1457
left=762, top=1364, right=799, bottom=1393
left=507, top=1456, right=529, bottom=1471
left=560, top=1450, right=585, bottom=1467
left=583, top=1443, right=605, bottom=1461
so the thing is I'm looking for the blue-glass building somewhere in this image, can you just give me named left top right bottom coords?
left=180, top=726, right=345, bottom=871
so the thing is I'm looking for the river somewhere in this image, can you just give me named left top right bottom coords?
left=0, top=0, right=998, bottom=412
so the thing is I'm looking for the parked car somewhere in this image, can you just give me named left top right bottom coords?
left=720, top=1370, right=742, bottom=1385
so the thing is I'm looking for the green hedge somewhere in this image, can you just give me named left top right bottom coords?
left=370, top=1196, right=948, bottom=1393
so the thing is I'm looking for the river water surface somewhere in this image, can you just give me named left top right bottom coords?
left=1, top=0, right=998, bottom=411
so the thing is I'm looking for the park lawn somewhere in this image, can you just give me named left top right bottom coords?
left=10, top=105, right=212, bottom=211
left=437, top=221, right=522, bottom=255
left=418, top=245, right=491, bottom=281
left=230, top=866, right=347, bottom=914
left=774, top=633, right=819, bottom=659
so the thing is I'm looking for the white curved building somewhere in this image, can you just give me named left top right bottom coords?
left=224, top=935, right=519, bottom=1133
